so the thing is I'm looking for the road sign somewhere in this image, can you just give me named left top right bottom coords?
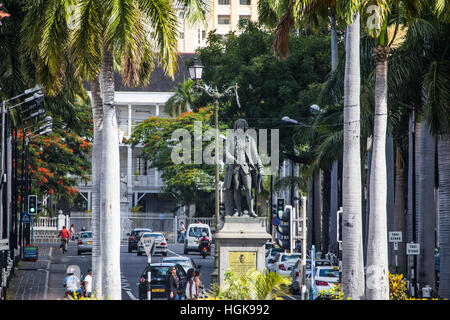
left=21, top=212, right=31, bottom=223
left=23, top=245, right=39, bottom=262
left=389, top=231, right=402, bottom=242
left=139, top=237, right=155, bottom=257
left=272, top=216, right=280, bottom=226
left=406, top=242, right=420, bottom=255
left=0, top=239, right=8, bottom=251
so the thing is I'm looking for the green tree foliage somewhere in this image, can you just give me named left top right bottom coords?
left=195, top=21, right=333, bottom=163
left=131, top=106, right=226, bottom=215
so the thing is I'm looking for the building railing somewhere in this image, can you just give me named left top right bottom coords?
left=33, top=217, right=59, bottom=231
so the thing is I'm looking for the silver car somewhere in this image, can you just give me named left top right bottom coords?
left=162, top=256, right=198, bottom=273
left=137, top=232, right=168, bottom=256
left=77, top=231, right=93, bottom=255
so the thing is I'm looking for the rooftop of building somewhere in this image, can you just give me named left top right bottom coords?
left=85, top=53, right=195, bottom=93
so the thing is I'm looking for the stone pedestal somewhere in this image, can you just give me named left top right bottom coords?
left=214, top=216, right=271, bottom=287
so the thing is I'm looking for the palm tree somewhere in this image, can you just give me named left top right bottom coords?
left=341, top=10, right=365, bottom=300
left=22, top=0, right=208, bottom=299
left=206, top=269, right=291, bottom=300
left=362, top=0, right=425, bottom=300
left=164, top=79, right=200, bottom=117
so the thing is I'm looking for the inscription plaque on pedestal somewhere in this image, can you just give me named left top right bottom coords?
left=229, top=251, right=256, bottom=276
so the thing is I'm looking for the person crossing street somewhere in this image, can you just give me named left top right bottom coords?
left=58, top=226, right=69, bottom=254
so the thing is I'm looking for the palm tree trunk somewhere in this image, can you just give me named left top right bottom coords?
left=330, top=161, right=338, bottom=254
left=342, top=13, right=365, bottom=300
left=90, top=76, right=104, bottom=297
left=100, top=43, right=122, bottom=300
left=366, top=46, right=390, bottom=300
left=438, top=132, right=450, bottom=298
left=386, top=133, right=395, bottom=271
left=314, top=171, right=322, bottom=251
left=329, top=10, right=339, bottom=255
left=393, top=145, right=406, bottom=275
left=417, top=121, right=436, bottom=291
left=322, top=170, right=331, bottom=253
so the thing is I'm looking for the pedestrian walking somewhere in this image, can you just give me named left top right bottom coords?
left=58, top=226, right=69, bottom=254
left=178, top=222, right=186, bottom=243
left=185, top=268, right=197, bottom=300
left=69, top=224, right=75, bottom=241
left=83, top=269, right=93, bottom=298
left=167, top=266, right=180, bottom=300
left=194, top=268, right=205, bottom=299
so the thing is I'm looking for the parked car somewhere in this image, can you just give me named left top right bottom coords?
left=137, top=232, right=168, bottom=256
left=77, top=231, right=93, bottom=255
left=162, top=256, right=198, bottom=273
left=269, top=252, right=302, bottom=277
left=265, top=247, right=285, bottom=270
left=306, top=265, right=340, bottom=298
left=127, top=228, right=153, bottom=253
left=289, top=259, right=333, bottom=294
left=184, top=223, right=212, bottom=254
left=138, top=263, right=187, bottom=300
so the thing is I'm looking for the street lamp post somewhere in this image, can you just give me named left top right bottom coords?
left=188, top=57, right=238, bottom=285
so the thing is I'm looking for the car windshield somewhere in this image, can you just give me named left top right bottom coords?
left=189, top=227, right=209, bottom=237
left=143, top=233, right=164, bottom=240
left=149, top=266, right=170, bottom=278
left=281, top=254, right=301, bottom=262
left=270, top=249, right=283, bottom=257
left=164, top=259, right=190, bottom=266
left=319, top=269, right=339, bottom=278
left=316, top=260, right=332, bottom=266
left=80, top=232, right=92, bottom=238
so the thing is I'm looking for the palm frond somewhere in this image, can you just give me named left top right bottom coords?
left=138, top=0, right=179, bottom=79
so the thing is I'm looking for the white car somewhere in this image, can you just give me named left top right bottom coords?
left=184, top=223, right=212, bottom=254
left=289, top=259, right=333, bottom=294
left=137, top=232, right=168, bottom=256
left=265, top=247, right=285, bottom=270
left=307, top=266, right=340, bottom=297
left=269, top=253, right=301, bottom=277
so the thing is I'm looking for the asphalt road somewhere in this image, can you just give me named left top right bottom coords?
left=62, top=241, right=215, bottom=300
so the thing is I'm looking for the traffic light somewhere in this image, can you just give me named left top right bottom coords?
left=276, top=205, right=293, bottom=251
left=28, top=195, right=40, bottom=215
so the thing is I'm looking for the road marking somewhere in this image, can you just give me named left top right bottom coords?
left=126, top=290, right=137, bottom=300
left=167, top=249, right=182, bottom=257
left=285, top=294, right=297, bottom=300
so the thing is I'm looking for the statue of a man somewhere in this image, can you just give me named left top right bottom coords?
left=223, top=119, right=264, bottom=217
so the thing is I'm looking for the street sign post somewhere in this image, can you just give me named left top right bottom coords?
left=139, top=237, right=155, bottom=300
left=0, top=239, right=8, bottom=251
left=272, top=216, right=280, bottom=227
left=389, top=231, right=403, bottom=273
left=406, top=242, right=420, bottom=255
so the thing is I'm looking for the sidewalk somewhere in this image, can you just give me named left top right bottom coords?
left=6, top=243, right=68, bottom=300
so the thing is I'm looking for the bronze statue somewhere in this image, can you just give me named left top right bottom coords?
left=223, top=119, right=264, bottom=217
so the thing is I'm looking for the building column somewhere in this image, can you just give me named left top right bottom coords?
left=127, top=104, right=133, bottom=210
left=155, top=104, right=160, bottom=117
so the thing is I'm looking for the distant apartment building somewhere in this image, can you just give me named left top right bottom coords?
left=177, top=0, right=259, bottom=53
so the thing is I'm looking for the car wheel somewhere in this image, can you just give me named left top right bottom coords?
left=137, top=252, right=142, bottom=256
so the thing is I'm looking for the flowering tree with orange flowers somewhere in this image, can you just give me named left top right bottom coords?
left=17, top=104, right=92, bottom=206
